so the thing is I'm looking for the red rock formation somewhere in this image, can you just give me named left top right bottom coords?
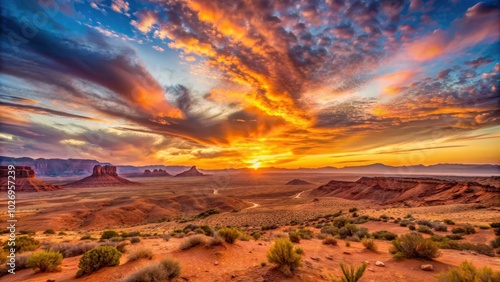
left=65, top=165, right=137, bottom=187
left=175, top=166, right=204, bottom=177
left=0, top=166, right=61, bottom=192
left=309, top=177, right=500, bottom=206
left=286, top=179, right=312, bottom=185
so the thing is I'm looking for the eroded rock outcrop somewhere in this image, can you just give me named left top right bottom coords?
left=0, top=166, right=61, bottom=192
left=309, top=177, right=500, bottom=206
left=286, top=179, right=312, bottom=185
left=175, top=166, right=204, bottom=177
left=65, top=165, right=137, bottom=187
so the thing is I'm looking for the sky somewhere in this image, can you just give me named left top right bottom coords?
left=0, top=0, right=499, bottom=169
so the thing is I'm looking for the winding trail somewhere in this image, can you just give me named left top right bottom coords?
left=244, top=201, right=260, bottom=209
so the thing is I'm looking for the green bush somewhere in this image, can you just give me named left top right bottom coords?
left=371, top=230, right=397, bottom=240
left=128, top=248, right=153, bottom=261
left=27, top=251, right=62, bottom=272
left=101, top=230, right=120, bottom=240
left=3, top=236, right=40, bottom=253
left=58, top=231, right=67, bottom=235
left=295, top=247, right=304, bottom=255
left=417, top=225, right=434, bottom=235
left=179, top=235, right=206, bottom=250
left=267, top=238, right=302, bottom=277
left=408, top=224, right=416, bottom=231
left=348, top=207, right=358, bottom=213
left=390, top=232, right=440, bottom=260
left=130, top=237, right=141, bottom=244
left=446, top=234, right=463, bottom=240
left=416, top=219, right=432, bottom=227
left=322, top=236, right=338, bottom=245
left=335, top=262, right=367, bottom=282
left=261, top=224, right=279, bottom=231
left=432, top=223, right=448, bottom=232
left=297, top=228, right=314, bottom=240
left=76, top=246, right=121, bottom=277
left=463, top=224, right=476, bottom=234
left=491, top=237, right=500, bottom=248
left=332, top=217, right=353, bottom=228
left=321, top=225, right=339, bottom=236
left=43, top=229, right=56, bottom=235
left=436, top=260, right=500, bottom=282
left=289, top=232, right=301, bottom=243
left=443, top=219, right=455, bottom=225
left=80, top=234, right=95, bottom=240
left=361, top=238, right=377, bottom=251
left=124, top=257, right=181, bottom=282
left=479, top=225, right=491, bottom=230
left=490, top=222, right=500, bottom=228
left=217, top=227, right=240, bottom=244
left=19, top=230, right=36, bottom=235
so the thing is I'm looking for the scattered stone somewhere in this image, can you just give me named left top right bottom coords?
left=181, top=277, right=189, bottom=281
left=214, top=261, right=219, bottom=266
left=343, top=251, right=351, bottom=255
left=471, top=251, right=477, bottom=256
left=325, top=255, right=333, bottom=260
left=460, top=252, right=467, bottom=255
left=311, top=256, right=320, bottom=261
left=375, top=261, right=385, bottom=267
left=258, top=243, right=263, bottom=245
left=249, top=250, right=252, bottom=253
left=421, top=264, right=433, bottom=271
left=364, top=261, right=369, bottom=264
left=231, top=274, right=236, bottom=279
left=368, top=268, right=375, bottom=272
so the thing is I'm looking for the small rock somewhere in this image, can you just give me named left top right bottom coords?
left=325, top=255, right=333, bottom=260
left=205, top=270, right=209, bottom=272
left=364, top=261, right=369, bottom=264
left=214, top=261, right=219, bottom=266
left=421, top=264, right=433, bottom=271
left=375, top=261, right=385, bottom=267
left=343, top=251, right=351, bottom=255
left=258, top=243, right=263, bottom=245
left=231, top=274, right=236, bottom=278
left=181, top=277, right=189, bottom=281
left=471, top=251, right=477, bottom=256
left=249, top=250, right=252, bottom=253
left=311, top=256, right=320, bottom=261
left=368, top=268, right=375, bottom=272
left=460, top=252, right=467, bottom=255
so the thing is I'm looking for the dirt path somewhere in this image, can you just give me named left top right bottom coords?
left=294, top=190, right=311, bottom=199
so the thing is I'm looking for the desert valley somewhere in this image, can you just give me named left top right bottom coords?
left=0, top=159, right=499, bottom=282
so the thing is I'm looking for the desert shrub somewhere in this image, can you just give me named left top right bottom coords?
left=321, top=225, right=339, bottom=236
left=62, top=243, right=98, bottom=258
left=463, top=224, right=476, bottom=234
left=479, top=225, right=491, bottom=230
left=348, top=207, right=358, bottom=213
left=196, top=208, right=220, bottom=219
left=353, top=215, right=369, bottom=224
left=3, top=236, right=40, bottom=253
left=336, top=262, right=367, bottom=282
left=491, top=237, right=500, bottom=248
left=446, top=234, right=464, bottom=240
left=27, top=251, right=62, bottom=272
left=295, top=247, right=304, bottom=255
left=207, top=235, right=224, bottom=247
left=432, top=223, right=448, bottom=232
left=101, top=230, right=120, bottom=240
left=289, top=232, right=301, bottom=243
left=390, top=232, right=440, bottom=260
left=322, top=236, right=338, bottom=246
left=339, top=224, right=368, bottom=239
left=58, top=231, right=67, bottom=236
left=361, top=238, right=377, bottom=251
left=494, top=228, right=500, bottom=236
left=267, top=238, right=302, bottom=277
left=408, top=224, right=416, bottom=231
left=14, top=253, right=33, bottom=270
left=332, top=217, right=353, bottom=228
left=124, top=257, right=181, bottom=282
left=436, top=260, right=500, bottom=282
left=130, top=237, right=141, bottom=244
left=19, top=230, right=36, bottom=235
left=128, top=248, right=153, bottom=261
left=217, top=227, right=240, bottom=244
left=116, top=242, right=127, bottom=253
left=345, top=241, right=351, bottom=247
left=43, top=229, right=56, bottom=235
left=261, top=224, right=279, bottom=231
left=316, top=233, right=327, bottom=240
left=399, top=220, right=410, bottom=227
left=490, top=222, right=500, bottom=228
left=452, top=227, right=466, bottom=234
left=379, top=214, right=389, bottom=220
left=252, top=233, right=261, bottom=240
left=0, top=249, right=8, bottom=264
left=417, top=225, right=434, bottom=235
left=110, top=237, right=123, bottom=242
left=443, top=219, right=455, bottom=225
left=179, top=235, right=206, bottom=250
left=261, top=261, right=267, bottom=267
left=416, top=219, right=432, bottom=227
left=297, top=228, right=314, bottom=240
left=371, top=230, right=397, bottom=241
left=193, top=228, right=205, bottom=235
left=76, top=246, right=121, bottom=277
left=80, top=234, right=95, bottom=240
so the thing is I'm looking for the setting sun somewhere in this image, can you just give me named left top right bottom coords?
left=251, top=161, right=261, bottom=170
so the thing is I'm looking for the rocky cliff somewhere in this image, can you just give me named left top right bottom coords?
left=0, top=156, right=100, bottom=176
left=309, top=176, right=500, bottom=206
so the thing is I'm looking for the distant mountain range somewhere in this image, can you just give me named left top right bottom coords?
left=1, top=156, right=498, bottom=177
